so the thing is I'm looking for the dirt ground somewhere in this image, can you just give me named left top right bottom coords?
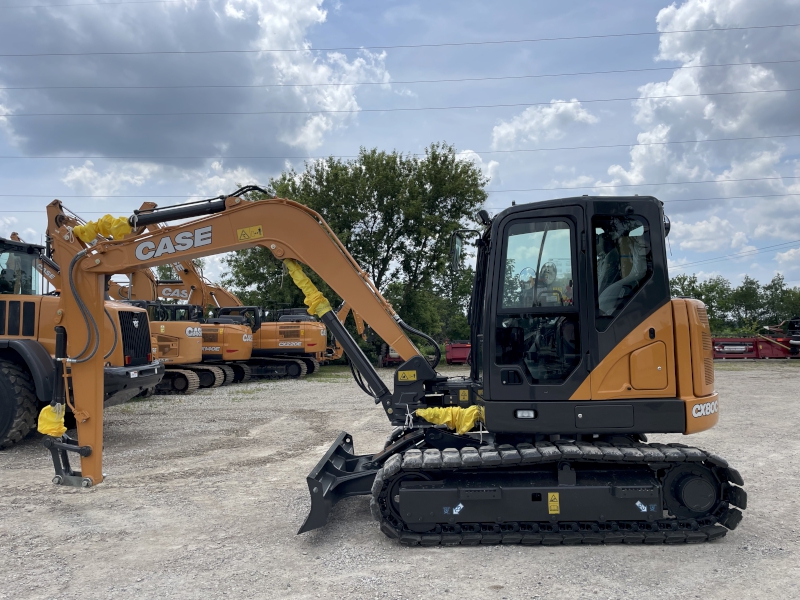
left=1, top=361, right=799, bottom=600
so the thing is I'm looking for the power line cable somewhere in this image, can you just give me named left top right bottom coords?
left=1, top=177, right=798, bottom=200
left=2, top=133, right=798, bottom=160
left=1, top=87, right=798, bottom=117
left=485, top=192, right=800, bottom=209
left=486, top=176, right=800, bottom=194
left=1, top=0, right=210, bottom=6
left=675, top=240, right=800, bottom=269
left=3, top=59, right=798, bottom=90
left=0, top=23, right=798, bottom=53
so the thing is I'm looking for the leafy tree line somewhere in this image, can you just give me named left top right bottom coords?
left=221, top=143, right=485, bottom=350
left=670, top=273, right=800, bottom=335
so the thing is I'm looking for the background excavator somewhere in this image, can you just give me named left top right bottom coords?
left=38, top=188, right=746, bottom=546
left=157, top=266, right=365, bottom=372
left=0, top=233, right=163, bottom=448
left=46, top=201, right=206, bottom=394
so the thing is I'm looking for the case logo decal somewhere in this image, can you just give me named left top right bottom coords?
left=135, top=226, right=213, bottom=261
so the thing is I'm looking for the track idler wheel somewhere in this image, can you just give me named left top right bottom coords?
left=663, top=464, right=722, bottom=520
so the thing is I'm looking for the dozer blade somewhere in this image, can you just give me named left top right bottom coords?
left=298, top=431, right=378, bottom=534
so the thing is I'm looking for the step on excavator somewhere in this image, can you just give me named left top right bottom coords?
left=0, top=235, right=163, bottom=448
left=47, top=201, right=205, bottom=395
left=39, top=189, right=746, bottom=546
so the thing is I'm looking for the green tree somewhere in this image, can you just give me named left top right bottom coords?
left=727, top=275, right=762, bottom=327
left=223, top=143, right=486, bottom=341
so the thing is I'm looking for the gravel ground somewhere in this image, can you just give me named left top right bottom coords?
left=1, top=361, right=799, bottom=600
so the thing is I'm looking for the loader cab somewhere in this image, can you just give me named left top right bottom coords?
left=0, top=238, right=44, bottom=296
left=461, top=197, right=670, bottom=430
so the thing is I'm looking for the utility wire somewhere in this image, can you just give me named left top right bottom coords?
left=486, top=175, right=800, bottom=194
left=1, top=133, right=797, bottom=160
left=0, top=23, right=798, bottom=53
left=3, top=59, right=798, bottom=91
left=1, top=87, right=798, bottom=117
left=1, top=177, right=799, bottom=200
left=1, top=0, right=210, bottom=6
left=674, top=240, right=800, bottom=269
left=485, top=192, right=800, bottom=209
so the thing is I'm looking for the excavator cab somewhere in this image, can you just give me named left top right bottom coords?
left=302, top=196, right=745, bottom=543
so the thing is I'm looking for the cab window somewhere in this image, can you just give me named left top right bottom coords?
left=593, top=215, right=652, bottom=330
left=496, top=219, right=580, bottom=384
left=501, top=220, right=574, bottom=309
left=0, top=250, right=40, bottom=295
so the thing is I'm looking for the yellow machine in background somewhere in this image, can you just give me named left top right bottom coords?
left=0, top=235, right=163, bottom=448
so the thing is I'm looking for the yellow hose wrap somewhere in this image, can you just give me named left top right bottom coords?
left=416, top=406, right=484, bottom=435
left=37, top=404, right=67, bottom=437
left=73, top=214, right=132, bottom=243
left=284, top=259, right=332, bottom=318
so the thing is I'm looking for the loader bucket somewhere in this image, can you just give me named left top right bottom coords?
left=298, top=431, right=379, bottom=534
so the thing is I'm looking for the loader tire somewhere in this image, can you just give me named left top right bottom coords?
left=0, top=359, right=38, bottom=449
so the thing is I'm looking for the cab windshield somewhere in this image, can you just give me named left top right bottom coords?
left=0, top=247, right=41, bottom=295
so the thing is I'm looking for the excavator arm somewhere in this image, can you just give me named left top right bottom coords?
left=47, top=192, right=426, bottom=489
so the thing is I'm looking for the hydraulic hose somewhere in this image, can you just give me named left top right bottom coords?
left=397, top=318, right=441, bottom=369
left=103, top=308, right=118, bottom=360
left=67, top=251, right=100, bottom=363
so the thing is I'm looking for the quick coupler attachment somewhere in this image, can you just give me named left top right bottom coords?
left=42, top=435, right=94, bottom=488
left=298, top=431, right=380, bottom=534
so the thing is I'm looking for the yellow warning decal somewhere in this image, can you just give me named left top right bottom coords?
left=398, top=370, right=417, bottom=382
left=459, top=389, right=469, bottom=402
left=160, top=324, right=165, bottom=333
left=548, top=492, right=560, bottom=515
left=236, top=225, right=264, bottom=241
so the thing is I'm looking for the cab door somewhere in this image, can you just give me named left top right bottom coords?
left=485, top=204, right=589, bottom=402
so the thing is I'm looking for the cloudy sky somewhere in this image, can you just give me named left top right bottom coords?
left=1, top=0, right=799, bottom=286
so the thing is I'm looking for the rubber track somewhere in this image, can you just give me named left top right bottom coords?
left=185, top=364, right=225, bottom=388
left=371, top=439, right=745, bottom=546
left=217, top=364, right=236, bottom=385
left=247, top=357, right=307, bottom=380
left=0, top=359, right=38, bottom=449
left=158, top=368, right=200, bottom=395
left=300, top=357, right=320, bottom=375
left=233, top=363, right=252, bottom=383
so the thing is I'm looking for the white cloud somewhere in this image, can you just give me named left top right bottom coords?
left=670, top=215, right=750, bottom=253
left=228, top=0, right=391, bottom=151
left=190, top=160, right=260, bottom=197
left=457, top=150, right=500, bottom=185
left=61, top=161, right=161, bottom=196
left=595, top=0, right=800, bottom=246
left=491, top=100, right=598, bottom=150
left=0, top=216, right=19, bottom=240
left=775, top=247, right=800, bottom=269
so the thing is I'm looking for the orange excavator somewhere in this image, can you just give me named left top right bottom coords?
left=38, top=187, right=745, bottom=546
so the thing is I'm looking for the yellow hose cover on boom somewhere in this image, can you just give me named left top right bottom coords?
left=37, top=404, right=67, bottom=437
left=416, top=406, right=484, bottom=435
left=284, top=259, right=332, bottom=318
left=73, top=215, right=132, bottom=243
